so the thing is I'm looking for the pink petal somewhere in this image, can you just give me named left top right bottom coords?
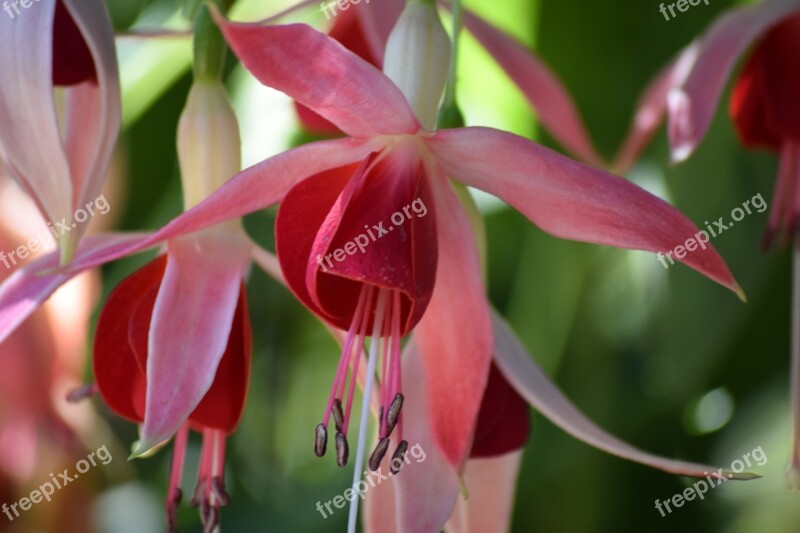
left=460, top=8, right=602, bottom=166
left=216, top=15, right=419, bottom=137
left=355, top=0, right=405, bottom=65
left=134, top=230, right=252, bottom=454
left=64, top=137, right=381, bottom=274
left=62, top=0, right=121, bottom=209
left=0, top=0, right=73, bottom=226
left=445, top=451, right=523, bottom=533
left=491, top=310, right=758, bottom=479
left=414, top=171, right=492, bottom=468
left=613, top=44, right=698, bottom=174
left=425, top=127, right=742, bottom=296
left=0, top=233, right=149, bottom=346
left=667, top=0, right=800, bottom=162
left=391, top=341, right=460, bottom=532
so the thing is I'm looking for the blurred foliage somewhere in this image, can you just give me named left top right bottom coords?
left=84, top=0, right=799, bottom=531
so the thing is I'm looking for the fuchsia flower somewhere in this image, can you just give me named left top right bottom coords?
left=0, top=0, right=120, bottom=263
left=212, top=0, right=741, bottom=478
left=614, top=0, right=800, bottom=484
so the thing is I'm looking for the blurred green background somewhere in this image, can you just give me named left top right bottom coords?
left=84, top=0, right=798, bottom=531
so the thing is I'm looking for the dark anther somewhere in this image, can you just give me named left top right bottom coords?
left=385, top=393, right=404, bottom=436
left=368, top=437, right=390, bottom=471
left=336, top=431, right=349, bottom=467
left=390, top=440, right=409, bottom=475
left=315, top=423, right=328, bottom=457
left=332, top=399, right=345, bottom=432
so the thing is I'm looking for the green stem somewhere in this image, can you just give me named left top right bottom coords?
left=193, top=0, right=226, bottom=81
left=437, top=0, right=464, bottom=129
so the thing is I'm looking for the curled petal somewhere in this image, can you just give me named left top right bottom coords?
left=216, top=15, right=419, bottom=137
left=425, top=127, right=742, bottom=296
left=491, top=310, right=759, bottom=479
left=667, top=0, right=800, bottom=162
left=460, top=8, right=602, bottom=166
left=94, top=256, right=166, bottom=422
left=0, top=0, right=120, bottom=258
left=613, top=44, right=698, bottom=174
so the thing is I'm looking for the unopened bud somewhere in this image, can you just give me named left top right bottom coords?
left=383, top=1, right=451, bottom=130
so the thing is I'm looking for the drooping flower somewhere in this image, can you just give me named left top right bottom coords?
left=206, top=2, right=742, bottom=519
left=0, top=0, right=120, bottom=263
left=613, top=0, right=800, bottom=484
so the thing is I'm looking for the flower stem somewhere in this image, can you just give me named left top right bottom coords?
left=790, top=233, right=800, bottom=488
left=192, top=0, right=226, bottom=81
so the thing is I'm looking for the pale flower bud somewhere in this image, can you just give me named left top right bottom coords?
left=383, top=0, right=451, bottom=130
left=177, top=80, right=241, bottom=210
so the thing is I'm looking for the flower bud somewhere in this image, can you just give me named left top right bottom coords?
left=383, top=0, right=451, bottom=130
left=177, top=80, right=241, bottom=210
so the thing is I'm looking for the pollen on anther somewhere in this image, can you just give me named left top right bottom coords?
left=336, top=431, right=349, bottom=466
left=368, top=437, right=390, bottom=471
left=315, top=424, right=328, bottom=457
left=385, top=393, right=404, bottom=436
left=390, top=440, right=409, bottom=474
left=332, top=398, right=345, bottom=432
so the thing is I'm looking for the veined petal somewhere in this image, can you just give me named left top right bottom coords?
left=62, top=137, right=381, bottom=275
left=459, top=8, right=601, bottom=166
left=445, top=451, right=523, bottom=533
left=491, top=310, right=759, bottom=479
left=392, top=341, right=460, bottom=533
left=62, top=0, right=120, bottom=210
left=0, top=0, right=119, bottom=260
left=613, top=44, right=698, bottom=174
left=425, top=127, right=742, bottom=296
left=0, top=0, right=73, bottom=228
left=414, top=170, right=492, bottom=468
left=215, top=16, right=420, bottom=137
left=0, top=233, right=149, bottom=346
left=667, top=0, right=800, bottom=162
left=134, top=230, right=251, bottom=455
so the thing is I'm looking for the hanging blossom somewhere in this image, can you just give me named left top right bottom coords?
left=0, top=3, right=749, bottom=530
left=292, top=0, right=603, bottom=166
left=201, top=1, right=745, bottom=528
left=0, top=0, right=120, bottom=263
left=612, top=0, right=800, bottom=485
left=92, top=75, right=255, bottom=531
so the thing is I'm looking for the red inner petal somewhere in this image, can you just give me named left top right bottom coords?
left=189, top=285, right=252, bottom=433
left=470, top=363, right=531, bottom=458
left=277, top=149, right=438, bottom=334
left=93, top=256, right=167, bottom=423
left=94, top=256, right=252, bottom=432
left=52, top=0, right=97, bottom=86
left=730, top=14, right=800, bottom=150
